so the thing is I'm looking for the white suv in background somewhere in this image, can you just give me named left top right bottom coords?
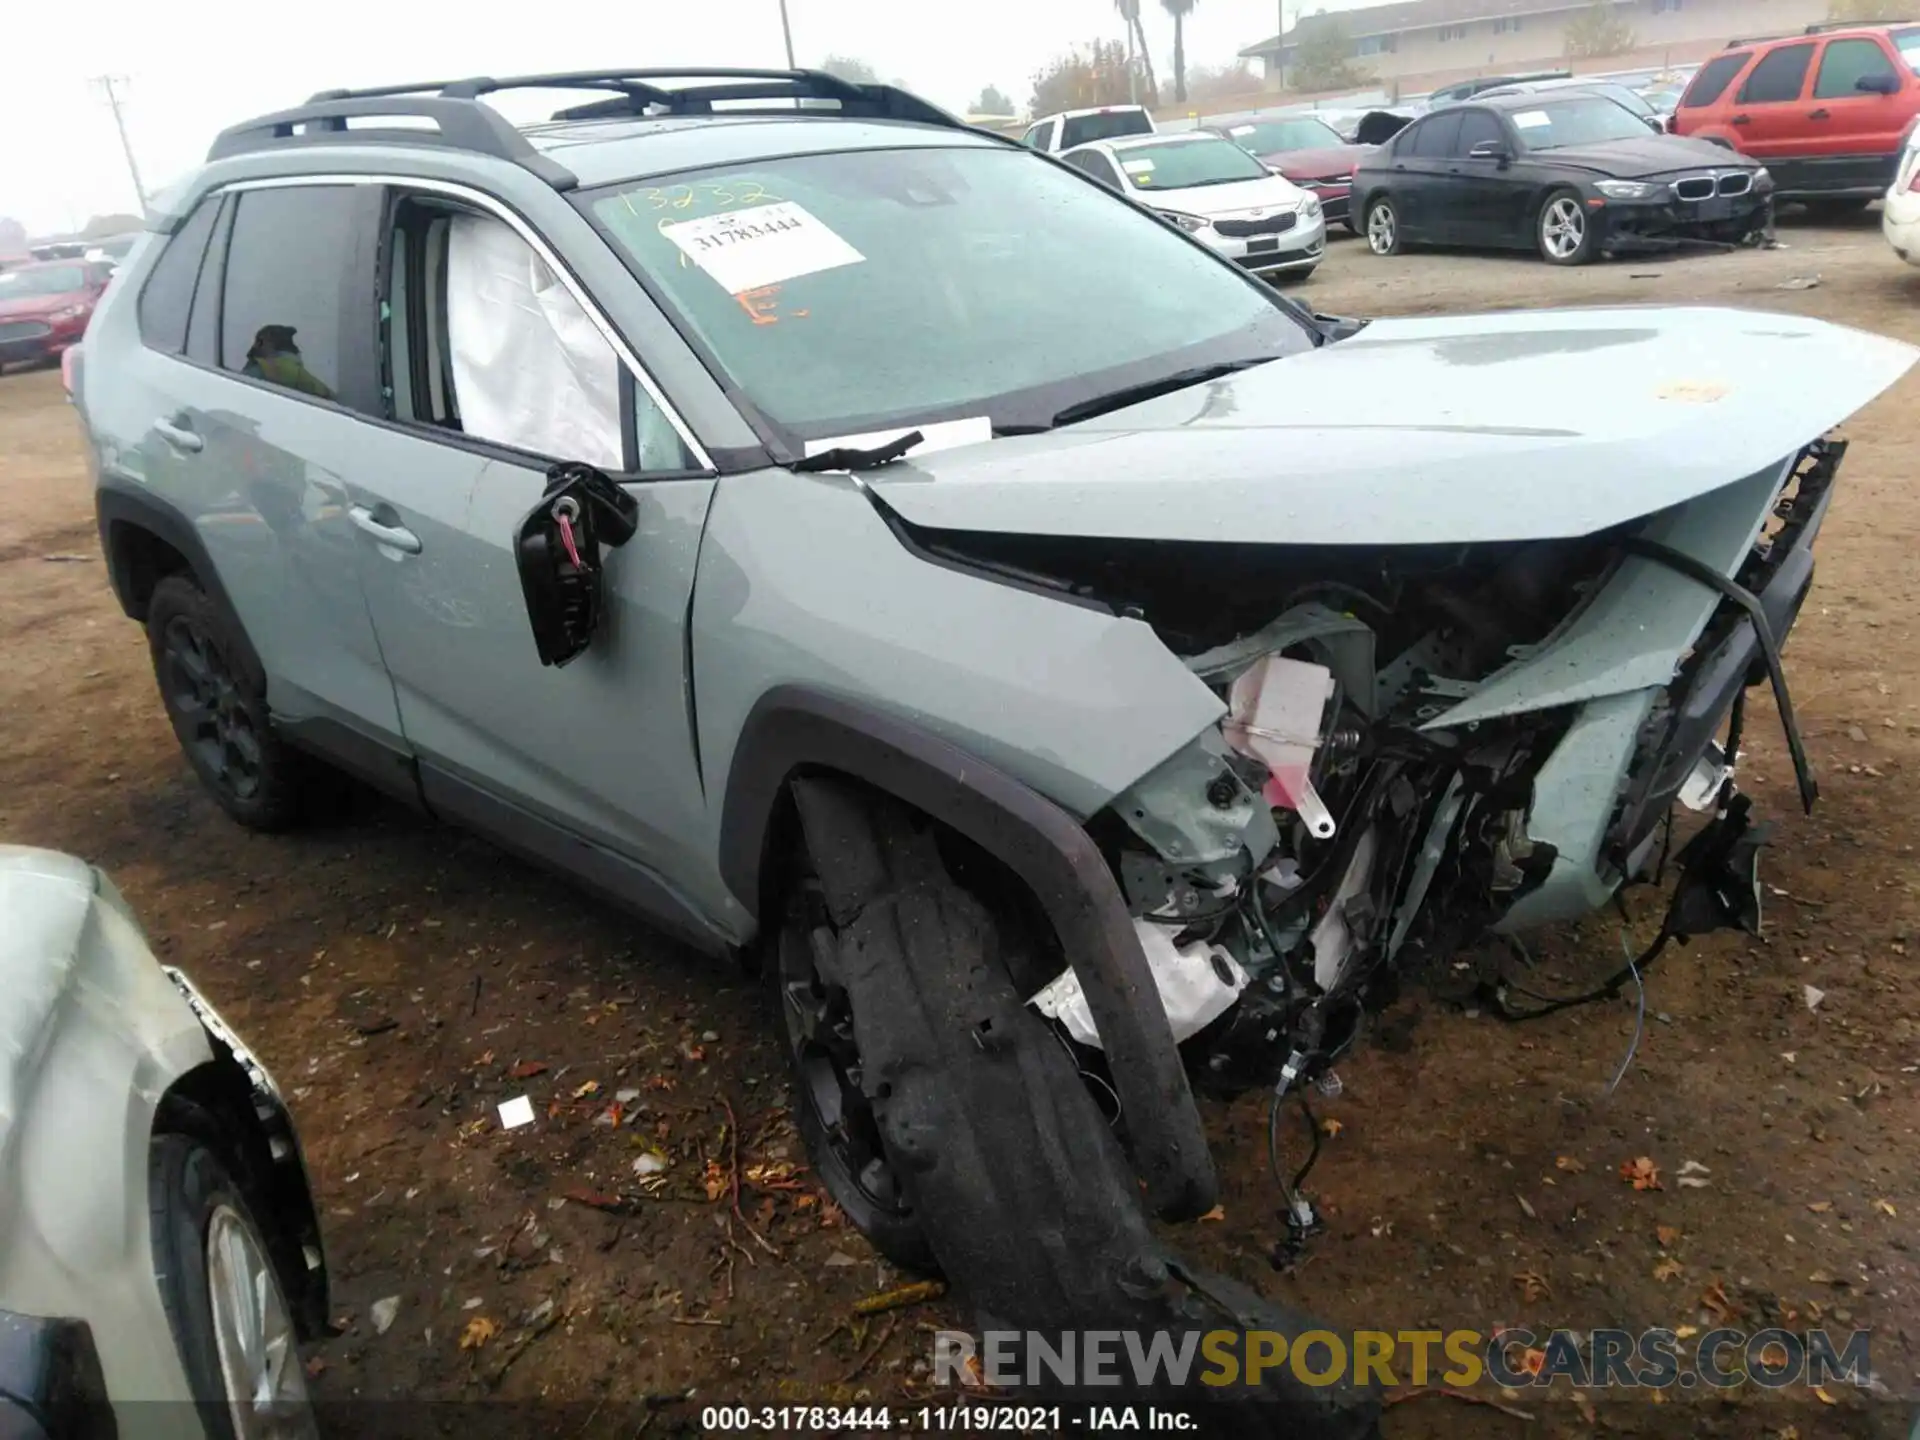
left=1886, top=129, right=1920, bottom=268
left=1022, top=104, right=1156, bottom=153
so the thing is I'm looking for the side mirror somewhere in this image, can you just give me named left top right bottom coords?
left=1468, top=140, right=1513, bottom=165
left=513, top=461, right=639, bottom=668
left=1857, top=72, right=1900, bottom=96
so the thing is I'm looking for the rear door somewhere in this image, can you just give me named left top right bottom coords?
left=1673, top=50, right=1753, bottom=138
left=1805, top=35, right=1911, bottom=190
left=1728, top=41, right=1819, bottom=168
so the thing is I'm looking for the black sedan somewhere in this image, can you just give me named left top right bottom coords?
left=1353, top=92, right=1773, bottom=265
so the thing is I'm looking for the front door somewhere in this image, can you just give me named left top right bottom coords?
left=1804, top=35, right=1911, bottom=191
left=342, top=192, right=729, bottom=942
left=1392, top=111, right=1465, bottom=239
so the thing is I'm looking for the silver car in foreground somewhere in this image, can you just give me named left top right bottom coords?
left=0, top=847, right=326, bottom=1440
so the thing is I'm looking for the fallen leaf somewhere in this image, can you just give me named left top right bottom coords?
left=1700, top=1280, right=1734, bottom=1323
left=644, top=1075, right=677, bottom=1093
left=563, top=1187, right=629, bottom=1214
left=1515, top=1270, right=1551, bottom=1302
left=1321, top=1118, right=1344, bottom=1138
left=1653, top=1257, right=1684, bottom=1282
left=571, top=1079, right=600, bottom=1099
left=1674, top=1325, right=1699, bottom=1340
left=1656, top=1225, right=1682, bottom=1247
left=818, top=1199, right=846, bottom=1229
left=1555, top=1155, right=1585, bottom=1173
left=681, top=1043, right=708, bottom=1062
left=459, top=1316, right=498, bottom=1350
left=1807, top=1200, right=1833, bottom=1214
left=702, top=1159, right=729, bottom=1202
left=1814, top=1387, right=1836, bottom=1406
left=1757, top=1341, right=1790, bottom=1371
left=1620, top=1156, right=1663, bottom=1191
left=1520, top=1347, right=1547, bottom=1377
left=1516, top=1193, right=1537, bottom=1219
left=1199, top=1204, right=1226, bottom=1222
left=509, top=1060, right=547, bottom=1080
left=1876, top=1198, right=1898, bottom=1217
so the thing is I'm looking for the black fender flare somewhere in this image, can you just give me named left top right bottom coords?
left=719, top=685, right=1218, bottom=1221
left=95, top=483, right=267, bottom=693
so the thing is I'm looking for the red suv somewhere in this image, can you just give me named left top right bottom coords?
left=0, top=259, right=113, bottom=372
left=1674, top=22, right=1920, bottom=208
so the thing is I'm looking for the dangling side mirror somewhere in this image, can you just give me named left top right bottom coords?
left=513, top=461, right=640, bottom=668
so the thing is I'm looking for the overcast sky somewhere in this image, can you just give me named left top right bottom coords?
left=0, top=0, right=1380, bottom=235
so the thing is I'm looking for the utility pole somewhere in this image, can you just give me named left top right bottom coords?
left=1127, top=15, right=1139, bottom=104
left=93, top=75, right=149, bottom=218
left=776, top=0, right=797, bottom=69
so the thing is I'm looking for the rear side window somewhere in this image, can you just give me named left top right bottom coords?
left=1739, top=42, right=1816, bottom=104
left=1060, top=110, right=1153, bottom=148
left=219, top=187, right=363, bottom=404
left=1682, top=52, right=1751, bottom=108
left=1814, top=38, right=1899, bottom=99
left=1408, top=112, right=1465, bottom=157
left=136, top=200, right=219, bottom=355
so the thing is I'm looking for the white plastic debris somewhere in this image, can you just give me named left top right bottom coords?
left=1030, top=920, right=1248, bottom=1049
left=1677, top=1160, right=1713, bottom=1189
left=371, top=1296, right=400, bottom=1335
left=1223, top=655, right=1338, bottom=838
left=1804, top=984, right=1827, bottom=1012
left=497, top=1095, right=536, bottom=1130
left=632, top=1152, right=669, bottom=1177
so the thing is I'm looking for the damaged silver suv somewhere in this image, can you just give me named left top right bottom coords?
left=74, top=68, right=1915, bottom=1434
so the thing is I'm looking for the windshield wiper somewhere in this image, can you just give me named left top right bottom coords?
left=790, top=429, right=926, bottom=473
left=1048, top=359, right=1271, bottom=429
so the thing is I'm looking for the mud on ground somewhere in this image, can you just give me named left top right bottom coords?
left=3, top=214, right=1919, bottom=1438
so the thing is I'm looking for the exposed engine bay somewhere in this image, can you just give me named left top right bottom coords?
left=916, top=439, right=1845, bottom=1155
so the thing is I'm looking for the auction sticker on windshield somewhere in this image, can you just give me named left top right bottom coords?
left=1514, top=110, right=1551, bottom=129
left=661, top=201, right=864, bottom=296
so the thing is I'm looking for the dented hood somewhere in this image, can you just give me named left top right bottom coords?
left=866, top=308, right=1917, bottom=547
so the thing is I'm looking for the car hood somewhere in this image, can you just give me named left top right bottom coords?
left=1138, top=174, right=1305, bottom=215
left=1527, top=134, right=1753, bottom=177
left=1264, top=144, right=1373, bottom=177
left=0, top=848, right=97, bottom=1149
left=865, top=307, right=1917, bottom=547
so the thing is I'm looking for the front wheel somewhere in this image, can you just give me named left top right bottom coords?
left=1364, top=196, right=1403, bottom=256
left=150, top=1134, right=318, bottom=1440
left=1538, top=187, right=1599, bottom=265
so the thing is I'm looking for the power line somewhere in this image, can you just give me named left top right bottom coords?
left=91, top=75, right=149, bottom=217
left=776, top=0, right=797, bottom=69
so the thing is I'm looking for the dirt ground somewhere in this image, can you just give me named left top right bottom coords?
left=5, top=213, right=1920, bottom=1440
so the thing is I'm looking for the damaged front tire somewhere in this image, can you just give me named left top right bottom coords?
left=783, top=777, right=1381, bottom=1437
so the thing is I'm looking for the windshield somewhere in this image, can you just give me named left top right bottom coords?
left=1510, top=96, right=1654, bottom=149
left=1223, top=117, right=1345, bottom=154
left=0, top=265, right=87, bottom=298
left=1589, top=83, right=1654, bottom=118
left=1059, top=109, right=1153, bottom=148
left=1119, top=137, right=1271, bottom=190
left=582, top=146, right=1311, bottom=446
left=1898, top=27, right=1920, bottom=74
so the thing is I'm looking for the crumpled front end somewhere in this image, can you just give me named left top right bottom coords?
left=949, top=435, right=1851, bottom=1100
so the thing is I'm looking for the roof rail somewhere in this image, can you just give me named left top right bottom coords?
left=1727, top=19, right=1914, bottom=45
left=208, top=70, right=977, bottom=190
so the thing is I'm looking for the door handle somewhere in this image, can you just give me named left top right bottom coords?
left=152, top=416, right=203, bottom=453
left=1731, top=114, right=1752, bottom=125
left=1809, top=108, right=1831, bottom=120
left=348, top=505, right=423, bottom=555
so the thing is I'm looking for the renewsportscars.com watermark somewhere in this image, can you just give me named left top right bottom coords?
left=933, top=1327, right=1874, bottom=1393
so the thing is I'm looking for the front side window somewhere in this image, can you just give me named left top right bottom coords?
left=1457, top=110, right=1508, bottom=155
left=219, top=186, right=361, bottom=402
left=1739, top=42, right=1816, bottom=104
left=1063, top=151, right=1122, bottom=188
left=1509, top=97, right=1654, bottom=150
left=137, top=200, right=220, bottom=354
left=582, top=145, right=1313, bottom=447
left=1814, top=37, right=1900, bottom=98
left=1683, top=52, right=1750, bottom=107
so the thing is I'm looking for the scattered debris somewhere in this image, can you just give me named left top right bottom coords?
left=1620, top=1156, right=1663, bottom=1191
left=1514, top=1270, right=1551, bottom=1302
left=571, top=1079, right=600, bottom=1099
left=632, top=1151, right=669, bottom=1178
left=1804, top=984, right=1827, bottom=1012
left=1320, top=1117, right=1344, bottom=1138
left=1656, top=1225, right=1681, bottom=1247
left=1807, top=1200, right=1833, bottom=1214
left=853, top=1279, right=947, bottom=1316
left=1776, top=275, right=1822, bottom=291
left=509, top=1060, right=548, bottom=1080
left=1876, top=1198, right=1898, bottom=1218
left=459, top=1315, right=498, bottom=1350
left=1653, top=1258, right=1684, bottom=1283
left=497, top=1096, right=535, bottom=1130
left=1677, top=1160, right=1713, bottom=1189
left=1700, top=1280, right=1735, bottom=1323
left=563, top=1187, right=632, bottom=1215
left=371, top=1296, right=400, bottom=1335
left=40, top=553, right=93, bottom=563
left=824, top=1251, right=860, bottom=1268
left=1515, top=1193, right=1536, bottom=1220
left=1555, top=1155, right=1585, bottom=1174
left=1199, top=1204, right=1227, bottom=1222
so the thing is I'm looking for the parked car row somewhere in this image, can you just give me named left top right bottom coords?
left=0, top=259, right=116, bottom=372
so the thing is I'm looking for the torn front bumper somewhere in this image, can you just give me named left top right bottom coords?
left=1597, top=190, right=1773, bottom=250
left=1491, top=440, right=1839, bottom=932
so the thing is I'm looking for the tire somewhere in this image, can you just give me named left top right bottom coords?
left=146, top=574, right=307, bottom=830
left=786, top=779, right=1381, bottom=1437
left=1537, top=186, right=1599, bottom=265
left=150, top=1133, right=318, bottom=1440
left=1363, top=195, right=1402, bottom=256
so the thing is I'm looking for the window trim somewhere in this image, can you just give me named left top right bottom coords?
left=205, top=173, right=715, bottom=474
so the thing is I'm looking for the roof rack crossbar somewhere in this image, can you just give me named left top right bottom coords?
left=1728, top=19, right=1915, bottom=45
left=211, top=69, right=977, bottom=194
left=207, top=95, right=580, bottom=187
